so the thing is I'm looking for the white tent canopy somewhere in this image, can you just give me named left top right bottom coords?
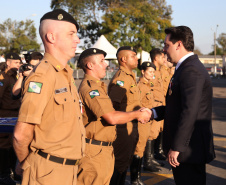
left=91, top=35, right=117, bottom=59
left=137, top=50, right=151, bottom=63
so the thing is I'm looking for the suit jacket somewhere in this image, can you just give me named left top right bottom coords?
left=155, top=54, right=215, bottom=164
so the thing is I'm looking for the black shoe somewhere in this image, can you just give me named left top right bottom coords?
left=154, top=133, right=167, bottom=161
left=0, top=175, right=16, bottom=185
left=151, top=158, right=165, bottom=167
left=130, top=155, right=145, bottom=185
left=154, top=152, right=167, bottom=161
left=143, top=164, right=161, bottom=172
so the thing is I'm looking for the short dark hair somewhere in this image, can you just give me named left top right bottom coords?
left=150, top=48, right=163, bottom=62
left=30, top=52, right=43, bottom=61
left=165, top=26, right=194, bottom=52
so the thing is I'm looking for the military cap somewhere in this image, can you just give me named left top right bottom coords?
left=40, top=9, right=79, bottom=31
left=78, top=48, right=107, bottom=63
left=116, top=46, right=137, bottom=57
left=5, top=52, right=21, bottom=61
left=141, top=61, right=156, bottom=70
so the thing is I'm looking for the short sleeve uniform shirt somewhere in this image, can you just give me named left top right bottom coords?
left=18, top=53, right=85, bottom=159
left=79, top=74, right=116, bottom=142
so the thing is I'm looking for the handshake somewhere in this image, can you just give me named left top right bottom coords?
left=137, top=108, right=153, bottom=124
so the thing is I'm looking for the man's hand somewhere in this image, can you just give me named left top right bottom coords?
left=23, top=66, right=33, bottom=77
left=167, top=149, right=180, bottom=167
left=138, top=107, right=152, bottom=123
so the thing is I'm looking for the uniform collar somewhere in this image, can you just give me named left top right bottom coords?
left=43, top=53, right=70, bottom=72
left=5, top=69, right=17, bottom=77
left=84, top=74, right=103, bottom=86
left=119, top=66, right=136, bottom=79
left=139, top=77, right=148, bottom=84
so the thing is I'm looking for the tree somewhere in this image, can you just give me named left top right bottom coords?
left=0, top=18, right=40, bottom=54
left=50, top=0, right=172, bottom=50
left=102, top=0, right=172, bottom=51
left=51, top=0, right=114, bottom=48
left=208, top=45, right=223, bottom=55
left=217, top=33, right=226, bottom=55
left=193, top=48, right=203, bottom=55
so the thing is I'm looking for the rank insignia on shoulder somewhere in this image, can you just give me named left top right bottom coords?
left=89, top=90, right=100, bottom=99
left=28, top=81, right=43, bottom=94
left=0, top=82, right=3, bottom=86
left=150, top=82, right=154, bottom=87
left=116, top=80, right=124, bottom=87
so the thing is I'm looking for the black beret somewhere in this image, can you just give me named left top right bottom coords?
left=5, top=52, right=21, bottom=61
left=40, top=9, right=79, bottom=31
left=141, top=62, right=156, bottom=70
left=78, top=48, right=107, bottom=63
left=116, top=46, right=137, bottom=57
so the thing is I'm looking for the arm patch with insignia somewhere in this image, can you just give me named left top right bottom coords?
left=116, top=80, right=124, bottom=87
left=89, top=90, right=100, bottom=99
left=28, top=81, right=43, bottom=94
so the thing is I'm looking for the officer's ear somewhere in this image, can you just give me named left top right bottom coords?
left=46, top=32, right=56, bottom=44
left=141, top=70, right=145, bottom=76
left=121, top=56, right=127, bottom=64
left=86, top=61, right=93, bottom=70
left=6, top=60, right=10, bottom=67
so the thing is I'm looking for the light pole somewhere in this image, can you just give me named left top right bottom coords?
left=214, top=25, right=219, bottom=76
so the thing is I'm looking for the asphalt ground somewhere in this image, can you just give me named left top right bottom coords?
left=14, top=78, right=226, bottom=185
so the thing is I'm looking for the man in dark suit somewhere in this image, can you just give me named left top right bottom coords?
left=151, top=26, right=215, bottom=185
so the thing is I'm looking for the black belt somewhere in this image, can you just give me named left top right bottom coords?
left=85, top=138, right=112, bottom=146
left=37, top=150, right=79, bottom=165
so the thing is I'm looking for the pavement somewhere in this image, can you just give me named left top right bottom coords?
left=13, top=78, right=226, bottom=185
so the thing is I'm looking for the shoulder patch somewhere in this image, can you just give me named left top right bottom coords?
left=28, top=81, right=43, bottom=94
left=89, top=90, right=100, bottom=99
left=0, top=82, right=3, bottom=86
left=116, top=80, right=124, bottom=87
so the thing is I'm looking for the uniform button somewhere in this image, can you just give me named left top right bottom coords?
left=64, top=98, right=66, bottom=101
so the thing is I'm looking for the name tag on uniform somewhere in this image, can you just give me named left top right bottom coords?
left=55, top=87, right=68, bottom=94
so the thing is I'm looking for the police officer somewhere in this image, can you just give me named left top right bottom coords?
left=108, top=46, right=144, bottom=185
left=0, top=52, right=21, bottom=185
left=12, top=52, right=43, bottom=98
left=129, top=61, right=157, bottom=184
left=13, top=9, right=85, bottom=185
left=160, top=53, right=172, bottom=96
left=77, top=48, right=150, bottom=185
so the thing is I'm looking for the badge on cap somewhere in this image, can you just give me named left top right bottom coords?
left=93, top=49, right=96, bottom=53
left=58, top=14, right=63, bottom=20
left=10, top=55, right=13, bottom=59
left=116, top=80, right=124, bottom=87
left=147, top=63, right=150, bottom=66
left=131, top=47, right=133, bottom=50
left=28, top=81, right=43, bottom=94
left=89, top=90, right=100, bottom=99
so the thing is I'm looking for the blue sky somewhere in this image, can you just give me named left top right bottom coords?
left=1, top=0, right=226, bottom=54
